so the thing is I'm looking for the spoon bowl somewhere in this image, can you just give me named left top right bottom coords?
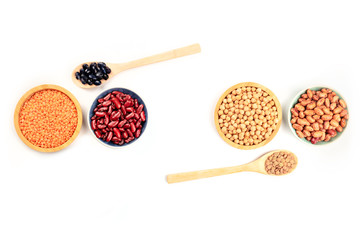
left=167, top=150, right=297, bottom=183
left=72, top=43, right=201, bottom=89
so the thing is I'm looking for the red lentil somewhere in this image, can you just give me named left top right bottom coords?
left=19, top=89, right=78, bottom=148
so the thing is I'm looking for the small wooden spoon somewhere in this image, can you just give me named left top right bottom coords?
left=167, top=150, right=297, bottom=184
left=72, top=43, right=201, bottom=89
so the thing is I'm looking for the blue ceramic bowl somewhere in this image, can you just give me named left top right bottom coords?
left=88, top=88, right=148, bottom=148
left=288, top=86, right=349, bottom=146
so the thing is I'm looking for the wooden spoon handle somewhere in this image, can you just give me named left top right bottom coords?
left=167, top=165, right=247, bottom=184
left=121, top=43, right=201, bottom=70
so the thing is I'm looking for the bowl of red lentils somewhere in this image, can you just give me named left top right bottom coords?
left=14, top=84, right=82, bottom=152
left=214, top=82, right=282, bottom=150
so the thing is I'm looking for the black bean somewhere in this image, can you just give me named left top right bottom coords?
left=82, top=63, right=89, bottom=69
left=75, top=72, right=80, bottom=80
left=80, top=78, right=87, bottom=85
left=98, top=62, right=106, bottom=67
left=90, top=62, right=96, bottom=69
left=105, top=66, right=111, bottom=74
left=79, top=69, right=84, bottom=74
left=87, top=79, right=93, bottom=85
left=89, top=74, right=96, bottom=79
left=82, top=75, right=88, bottom=81
left=85, top=68, right=91, bottom=74
left=95, top=71, right=103, bottom=77
left=100, top=66, right=107, bottom=74
left=94, top=80, right=102, bottom=85
left=94, top=66, right=100, bottom=73
left=103, top=74, right=109, bottom=80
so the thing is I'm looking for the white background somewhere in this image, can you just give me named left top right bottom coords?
left=1, top=0, right=360, bottom=239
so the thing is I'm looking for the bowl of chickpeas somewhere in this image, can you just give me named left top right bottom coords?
left=214, top=82, right=282, bottom=150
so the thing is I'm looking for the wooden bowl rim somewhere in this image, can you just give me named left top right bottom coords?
left=214, top=82, right=282, bottom=150
left=14, top=84, right=83, bottom=152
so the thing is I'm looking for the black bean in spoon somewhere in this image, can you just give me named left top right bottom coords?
left=75, top=62, right=112, bottom=86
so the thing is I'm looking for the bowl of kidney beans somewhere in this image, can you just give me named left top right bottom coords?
left=89, top=88, right=147, bottom=147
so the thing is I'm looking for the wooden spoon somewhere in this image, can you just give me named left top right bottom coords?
left=72, top=43, right=201, bottom=88
left=167, top=150, right=297, bottom=184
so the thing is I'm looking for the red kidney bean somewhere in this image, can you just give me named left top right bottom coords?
left=118, top=139, right=125, bottom=145
left=126, top=107, right=134, bottom=112
left=136, top=104, right=143, bottom=114
left=104, top=93, right=112, bottom=101
left=107, top=105, right=113, bottom=115
left=134, top=113, right=140, bottom=120
left=106, top=131, right=113, bottom=142
left=112, top=136, right=121, bottom=141
left=91, top=115, right=96, bottom=120
left=123, top=131, right=128, bottom=139
left=91, top=120, right=97, bottom=130
left=135, top=119, right=141, bottom=128
left=116, top=93, right=122, bottom=100
left=110, top=111, right=121, bottom=121
left=112, top=91, right=122, bottom=95
left=111, top=98, right=121, bottom=109
left=95, top=112, right=106, bottom=117
left=130, top=122, right=136, bottom=133
left=95, top=130, right=102, bottom=138
left=127, top=129, right=134, bottom=138
left=119, top=127, right=125, bottom=132
left=125, top=136, right=134, bottom=143
left=102, top=100, right=112, bottom=107
left=121, top=105, right=126, bottom=115
left=124, top=100, right=132, bottom=107
left=124, top=95, right=131, bottom=101
left=97, top=124, right=106, bottom=129
left=108, top=120, right=119, bottom=128
left=118, top=120, right=127, bottom=128
left=140, top=111, right=146, bottom=121
left=104, top=113, right=109, bottom=125
left=98, top=98, right=104, bottom=103
left=134, top=99, right=139, bottom=108
left=124, top=123, right=130, bottom=129
left=128, top=119, right=133, bottom=123
left=97, top=107, right=108, bottom=112
left=126, top=112, right=134, bottom=120
left=135, top=129, right=141, bottom=138
left=101, top=129, right=107, bottom=133
left=113, top=128, right=121, bottom=138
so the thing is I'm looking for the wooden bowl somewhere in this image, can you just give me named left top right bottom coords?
left=14, top=84, right=82, bottom=152
left=214, top=82, right=282, bottom=150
